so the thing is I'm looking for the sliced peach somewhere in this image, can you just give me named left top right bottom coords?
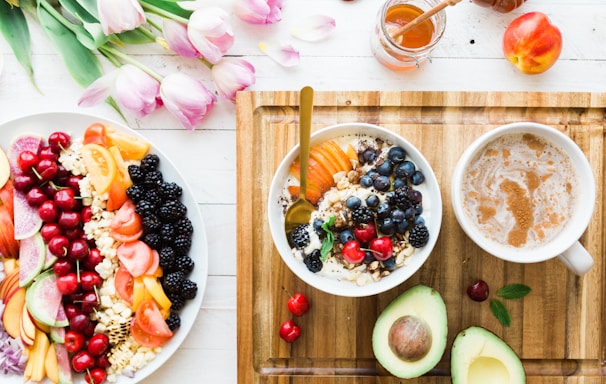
left=310, top=146, right=339, bottom=175
left=323, top=141, right=353, bottom=172
left=288, top=184, right=323, bottom=206
left=290, top=158, right=333, bottom=193
left=345, top=144, right=359, bottom=162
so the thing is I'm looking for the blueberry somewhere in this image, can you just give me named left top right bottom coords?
left=379, top=218, right=396, bottom=236
left=387, top=147, right=407, bottom=164
left=376, top=160, right=394, bottom=176
left=392, top=178, right=407, bottom=189
left=413, top=215, right=425, bottom=226
left=361, top=149, right=377, bottom=164
left=382, top=257, right=397, bottom=270
left=414, top=204, right=423, bottom=215
left=411, top=170, right=425, bottom=185
left=391, top=209, right=405, bottom=223
left=359, top=175, right=374, bottom=188
left=366, top=170, right=379, bottom=179
left=396, top=220, right=409, bottom=234
left=339, top=229, right=355, bottom=244
left=346, top=196, right=362, bottom=210
left=373, top=175, right=391, bottom=192
left=395, top=161, right=416, bottom=179
left=404, top=207, right=416, bottom=220
left=410, top=190, right=423, bottom=204
left=377, top=202, right=391, bottom=219
left=313, top=219, right=325, bottom=236
left=366, top=194, right=380, bottom=208
left=363, top=251, right=375, bottom=264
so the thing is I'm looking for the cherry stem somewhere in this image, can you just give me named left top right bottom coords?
left=282, top=286, right=293, bottom=298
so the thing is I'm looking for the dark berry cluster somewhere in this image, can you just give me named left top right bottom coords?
left=126, top=153, right=197, bottom=330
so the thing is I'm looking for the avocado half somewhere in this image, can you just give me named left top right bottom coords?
left=451, top=326, right=526, bottom=384
left=372, top=285, right=448, bottom=379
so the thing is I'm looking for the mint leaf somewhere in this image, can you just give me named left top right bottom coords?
left=497, top=284, right=531, bottom=300
left=490, top=299, right=511, bottom=327
left=319, top=216, right=336, bottom=262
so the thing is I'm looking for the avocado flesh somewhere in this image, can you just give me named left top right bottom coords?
left=372, top=285, right=448, bottom=379
left=451, top=326, right=526, bottom=384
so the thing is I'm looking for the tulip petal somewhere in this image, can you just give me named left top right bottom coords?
left=187, top=7, right=234, bottom=64
left=290, top=15, right=336, bottom=42
left=163, top=19, right=201, bottom=59
left=160, top=73, right=217, bottom=130
left=234, top=0, right=283, bottom=24
left=97, top=0, right=145, bottom=35
left=212, top=58, right=256, bottom=103
left=114, top=65, right=161, bottom=118
left=77, top=71, right=116, bottom=107
left=258, top=41, right=300, bottom=67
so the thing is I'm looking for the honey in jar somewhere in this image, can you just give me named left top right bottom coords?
left=385, top=4, right=434, bottom=49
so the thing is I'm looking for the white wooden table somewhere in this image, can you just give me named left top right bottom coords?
left=0, top=0, right=604, bottom=382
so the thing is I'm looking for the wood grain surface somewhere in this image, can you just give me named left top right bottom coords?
left=236, top=91, right=606, bottom=384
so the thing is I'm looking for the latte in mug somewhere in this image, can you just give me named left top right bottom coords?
left=461, top=132, right=576, bottom=249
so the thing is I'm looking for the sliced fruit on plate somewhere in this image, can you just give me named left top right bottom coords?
left=7, top=133, right=44, bottom=176
left=288, top=183, right=323, bottom=206
left=322, top=140, right=353, bottom=173
left=105, top=126, right=151, bottom=161
left=81, top=143, right=117, bottom=194
left=0, top=146, right=10, bottom=189
left=14, top=188, right=43, bottom=240
left=26, top=269, right=69, bottom=327
left=19, top=232, right=46, bottom=287
left=0, top=266, right=19, bottom=300
left=2, top=286, right=26, bottom=339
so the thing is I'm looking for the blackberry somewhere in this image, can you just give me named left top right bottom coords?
left=288, top=225, right=310, bottom=249
left=173, top=234, right=192, bottom=254
left=135, top=199, right=157, bottom=215
left=392, top=185, right=413, bottom=210
left=143, top=189, right=163, bottom=207
left=167, top=292, right=185, bottom=311
left=163, top=271, right=184, bottom=293
left=174, top=217, right=194, bottom=237
left=160, top=181, right=183, bottom=200
left=159, top=200, right=187, bottom=222
left=351, top=206, right=374, bottom=224
left=165, top=312, right=181, bottom=331
left=142, top=233, right=162, bottom=249
left=408, top=224, right=429, bottom=248
left=303, top=250, right=323, bottom=273
left=159, top=247, right=176, bottom=271
left=180, top=280, right=198, bottom=300
left=142, top=214, right=162, bottom=234
left=144, top=170, right=163, bottom=188
left=125, top=184, right=145, bottom=203
left=140, top=153, right=160, bottom=172
left=160, top=223, right=175, bottom=243
left=128, top=165, right=145, bottom=184
left=175, top=255, right=194, bottom=274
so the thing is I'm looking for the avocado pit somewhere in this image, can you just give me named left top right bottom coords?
left=388, top=315, right=432, bottom=362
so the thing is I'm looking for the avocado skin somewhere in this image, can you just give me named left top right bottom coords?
left=451, top=326, right=526, bottom=384
left=372, top=285, right=448, bottom=379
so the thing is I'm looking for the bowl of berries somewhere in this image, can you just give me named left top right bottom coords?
left=268, top=123, right=442, bottom=297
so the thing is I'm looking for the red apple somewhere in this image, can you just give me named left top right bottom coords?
left=502, top=11, right=562, bottom=74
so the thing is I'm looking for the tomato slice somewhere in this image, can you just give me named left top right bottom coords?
left=131, top=316, right=172, bottom=348
left=114, top=265, right=134, bottom=305
left=83, top=123, right=108, bottom=146
left=110, top=200, right=142, bottom=238
left=135, top=298, right=173, bottom=338
left=116, top=240, right=154, bottom=277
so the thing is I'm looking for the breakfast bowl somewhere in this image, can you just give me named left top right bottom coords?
left=268, top=123, right=442, bottom=297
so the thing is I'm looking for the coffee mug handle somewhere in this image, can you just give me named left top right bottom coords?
left=557, top=241, right=594, bottom=275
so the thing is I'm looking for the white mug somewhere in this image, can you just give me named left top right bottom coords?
left=451, top=122, right=595, bottom=275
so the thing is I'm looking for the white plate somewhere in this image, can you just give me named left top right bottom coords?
left=0, top=112, right=208, bottom=383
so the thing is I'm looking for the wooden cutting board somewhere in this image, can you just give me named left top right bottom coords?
left=235, top=91, right=606, bottom=384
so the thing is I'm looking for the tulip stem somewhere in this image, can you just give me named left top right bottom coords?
left=139, top=0, right=189, bottom=25
left=99, top=45, right=163, bottom=82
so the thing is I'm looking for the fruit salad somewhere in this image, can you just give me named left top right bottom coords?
left=280, top=135, right=431, bottom=286
left=0, top=123, right=197, bottom=383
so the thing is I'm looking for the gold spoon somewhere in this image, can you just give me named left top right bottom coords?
left=284, top=86, right=315, bottom=236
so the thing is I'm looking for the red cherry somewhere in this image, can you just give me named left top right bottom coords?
left=25, top=187, right=48, bottom=207
left=17, top=150, right=38, bottom=173
left=12, top=174, right=36, bottom=192
left=95, top=352, right=111, bottom=369
left=83, top=247, right=104, bottom=270
left=53, top=259, right=74, bottom=277
left=54, top=188, right=77, bottom=211
left=84, top=368, right=107, bottom=384
left=284, top=289, right=310, bottom=317
left=279, top=319, right=301, bottom=343
left=369, top=237, right=393, bottom=261
left=87, top=333, right=110, bottom=356
left=48, top=131, right=71, bottom=153
left=467, top=279, right=489, bottom=302
left=35, top=159, right=59, bottom=182
left=80, top=271, right=102, bottom=291
left=80, top=291, right=100, bottom=314
left=58, top=211, right=81, bottom=229
left=63, top=303, right=82, bottom=320
left=56, top=273, right=79, bottom=295
left=353, top=222, right=377, bottom=244
left=67, top=239, right=89, bottom=261
left=38, top=200, right=59, bottom=222
left=342, top=240, right=366, bottom=264
left=71, top=350, right=95, bottom=373
left=64, top=330, right=85, bottom=353
left=48, top=235, right=69, bottom=257
left=38, top=146, right=59, bottom=162
left=69, top=313, right=92, bottom=335
left=40, top=223, right=62, bottom=242
left=63, top=227, right=84, bottom=241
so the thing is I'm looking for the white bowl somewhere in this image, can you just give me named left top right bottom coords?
left=268, top=123, right=442, bottom=297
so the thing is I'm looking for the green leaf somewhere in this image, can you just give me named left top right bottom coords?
left=497, top=284, right=531, bottom=300
left=490, top=299, right=511, bottom=327
left=320, top=216, right=336, bottom=262
left=117, top=28, right=155, bottom=44
left=0, top=1, right=36, bottom=85
left=36, top=2, right=103, bottom=88
left=59, top=0, right=97, bottom=23
left=141, top=0, right=192, bottom=19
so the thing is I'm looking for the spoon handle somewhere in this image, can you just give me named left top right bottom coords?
left=298, top=86, right=314, bottom=199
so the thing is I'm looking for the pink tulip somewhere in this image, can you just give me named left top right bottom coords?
left=163, top=19, right=202, bottom=59
left=97, top=0, right=145, bottom=35
left=187, top=7, right=234, bottom=65
left=234, top=0, right=283, bottom=24
left=160, top=73, right=217, bottom=130
left=212, top=58, right=256, bottom=103
left=78, top=64, right=161, bottom=118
